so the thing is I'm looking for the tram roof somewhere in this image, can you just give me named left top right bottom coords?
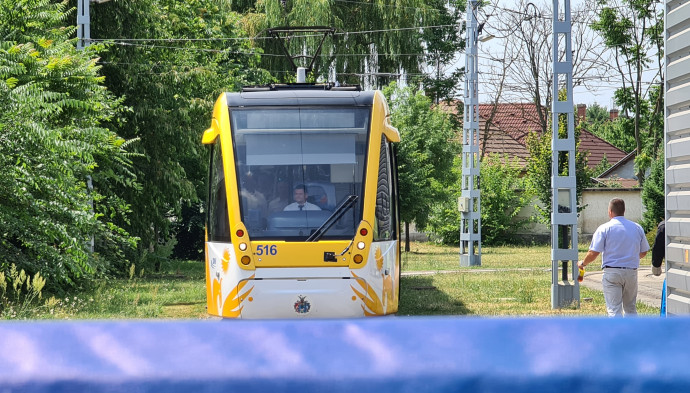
left=226, top=84, right=376, bottom=107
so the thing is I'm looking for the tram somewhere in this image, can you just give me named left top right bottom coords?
left=202, top=83, right=401, bottom=318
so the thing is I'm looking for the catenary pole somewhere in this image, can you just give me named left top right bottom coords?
left=77, top=0, right=90, bottom=50
left=550, top=0, right=579, bottom=308
left=460, top=0, right=481, bottom=267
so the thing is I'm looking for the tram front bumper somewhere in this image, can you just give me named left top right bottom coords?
left=235, top=276, right=367, bottom=319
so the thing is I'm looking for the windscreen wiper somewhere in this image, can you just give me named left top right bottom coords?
left=306, top=195, right=358, bottom=242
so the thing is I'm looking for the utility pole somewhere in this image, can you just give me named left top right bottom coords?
left=460, top=0, right=481, bottom=267
left=77, top=0, right=93, bottom=252
left=77, top=0, right=90, bottom=50
left=550, top=0, right=579, bottom=308
left=77, top=0, right=113, bottom=50
left=436, top=56, right=441, bottom=105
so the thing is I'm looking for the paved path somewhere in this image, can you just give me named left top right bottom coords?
left=580, top=266, right=664, bottom=308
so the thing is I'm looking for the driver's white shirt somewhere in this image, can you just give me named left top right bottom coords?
left=283, top=202, right=321, bottom=211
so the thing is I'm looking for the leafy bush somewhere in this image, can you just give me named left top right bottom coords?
left=587, top=117, right=636, bottom=153
left=0, top=264, right=46, bottom=319
left=425, top=158, right=462, bottom=244
left=92, top=0, right=272, bottom=264
left=425, top=155, right=531, bottom=245
left=0, top=0, right=137, bottom=292
left=384, top=83, right=460, bottom=232
left=641, top=156, right=665, bottom=232
left=480, top=154, right=531, bottom=245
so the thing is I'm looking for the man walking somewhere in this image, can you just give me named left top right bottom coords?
left=578, top=198, right=649, bottom=317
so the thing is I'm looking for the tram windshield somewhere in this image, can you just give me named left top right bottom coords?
left=231, top=107, right=370, bottom=241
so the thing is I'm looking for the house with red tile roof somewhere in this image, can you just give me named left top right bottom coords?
left=591, top=151, right=640, bottom=188
left=440, top=101, right=629, bottom=174
left=418, top=101, right=643, bottom=239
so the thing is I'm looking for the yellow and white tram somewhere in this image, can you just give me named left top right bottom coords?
left=202, top=84, right=400, bottom=318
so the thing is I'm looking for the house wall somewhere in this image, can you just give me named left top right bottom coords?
left=579, top=189, right=644, bottom=234
left=515, top=201, right=549, bottom=238
left=407, top=189, right=644, bottom=244
left=516, top=189, right=644, bottom=239
left=606, top=160, right=636, bottom=179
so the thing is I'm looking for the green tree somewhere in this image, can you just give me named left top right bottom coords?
left=641, top=155, right=665, bottom=232
left=91, top=0, right=271, bottom=266
left=485, top=0, right=607, bottom=136
left=525, top=104, right=593, bottom=224
left=587, top=116, right=636, bottom=153
left=423, top=154, right=531, bottom=246
left=0, top=0, right=137, bottom=291
left=233, top=0, right=464, bottom=88
left=479, top=154, right=531, bottom=245
left=591, top=0, right=664, bottom=185
left=424, top=161, right=462, bottom=245
left=585, top=103, right=610, bottom=124
left=420, top=0, right=466, bottom=103
left=383, top=83, right=460, bottom=250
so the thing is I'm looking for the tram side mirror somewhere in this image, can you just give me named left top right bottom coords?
left=202, top=122, right=219, bottom=144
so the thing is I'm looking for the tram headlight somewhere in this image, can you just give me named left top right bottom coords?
left=241, top=255, right=251, bottom=265
left=239, top=243, right=247, bottom=251
left=353, top=254, right=363, bottom=264
left=357, top=241, right=365, bottom=250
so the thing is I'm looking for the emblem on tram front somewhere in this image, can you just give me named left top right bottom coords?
left=294, top=295, right=311, bottom=314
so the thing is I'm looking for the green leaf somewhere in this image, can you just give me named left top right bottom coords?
left=5, top=77, right=18, bottom=88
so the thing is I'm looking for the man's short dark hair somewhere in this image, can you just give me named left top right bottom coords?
left=294, top=184, right=308, bottom=193
left=609, top=198, right=625, bottom=216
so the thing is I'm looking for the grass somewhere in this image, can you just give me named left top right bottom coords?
left=23, top=260, right=208, bottom=320
left=399, top=242, right=659, bottom=316
left=400, top=269, right=621, bottom=316
left=404, top=241, right=656, bottom=270
left=13, top=242, right=659, bottom=319
left=403, top=242, right=556, bottom=270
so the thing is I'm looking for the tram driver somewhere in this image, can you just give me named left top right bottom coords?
left=283, top=184, right=321, bottom=211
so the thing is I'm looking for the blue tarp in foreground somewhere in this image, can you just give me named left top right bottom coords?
left=1, top=317, right=689, bottom=392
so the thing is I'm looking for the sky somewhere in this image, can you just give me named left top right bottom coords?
left=477, top=0, right=614, bottom=108
left=448, top=0, right=661, bottom=110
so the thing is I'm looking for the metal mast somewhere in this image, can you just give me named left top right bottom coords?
left=460, top=0, right=481, bottom=267
left=550, top=0, right=579, bottom=308
left=77, top=0, right=90, bottom=50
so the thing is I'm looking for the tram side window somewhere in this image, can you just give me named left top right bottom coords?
left=374, top=135, right=393, bottom=241
left=208, top=140, right=230, bottom=242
